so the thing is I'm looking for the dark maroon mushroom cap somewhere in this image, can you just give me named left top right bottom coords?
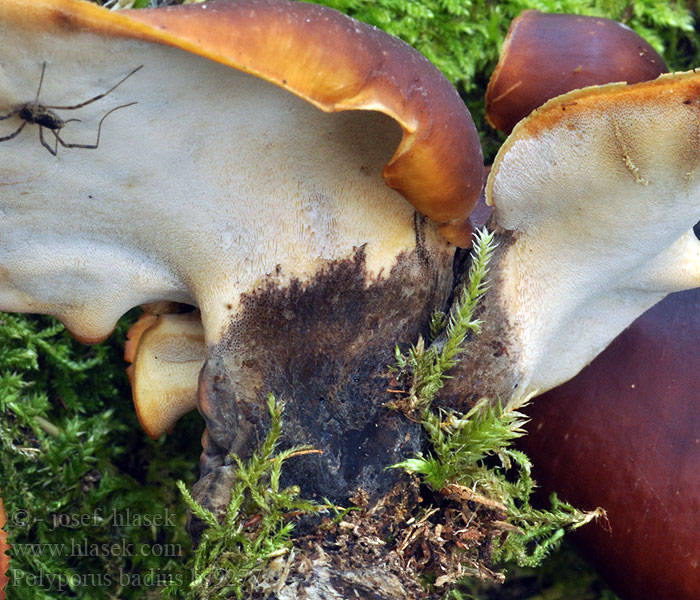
left=519, top=287, right=700, bottom=600
left=486, top=11, right=668, bottom=133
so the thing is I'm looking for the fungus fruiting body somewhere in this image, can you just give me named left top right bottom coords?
left=1, top=1, right=700, bottom=596
left=519, top=287, right=700, bottom=600
left=124, top=310, right=204, bottom=439
left=480, top=17, right=700, bottom=598
left=441, top=71, right=700, bottom=407
left=0, top=0, right=482, bottom=549
left=485, top=10, right=668, bottom=133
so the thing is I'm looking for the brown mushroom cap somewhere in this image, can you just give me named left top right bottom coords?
left=486, top=11, right=668, bottom=134
left=518, top=287, right=700, bottom=600
left=124, top=313, right=158, bottom=366
left=125, top=312, right=205, bottom=439
left=19, top=0, right=482, bottom=247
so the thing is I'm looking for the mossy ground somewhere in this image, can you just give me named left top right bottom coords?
left=0, top=312, right=202, bottom=599
left=3, top=0, right=698, bottom=597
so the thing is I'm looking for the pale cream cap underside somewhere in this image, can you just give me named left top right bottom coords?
left=488, top=72, right=700, bottom=397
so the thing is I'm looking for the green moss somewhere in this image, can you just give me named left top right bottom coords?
left=313, top=0, right=695, bottom=85
left=455, top=542, right=621, bottom=599
left=391, top=231, right=605, bottom=590
left=392, top=229, right=496, bottom=415
left=0, top=312, right=201, bottom=599
left=170, top=395, right=321, bottom=600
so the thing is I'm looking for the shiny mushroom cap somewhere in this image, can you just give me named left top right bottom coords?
left=518, top=287, right=700, bottom=600
left=486, top=11, right=667, bottom=134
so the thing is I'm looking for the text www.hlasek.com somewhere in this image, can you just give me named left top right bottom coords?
left=9, top=540, right=184, bottom=590
left=7, top=506, right=184, bottom=591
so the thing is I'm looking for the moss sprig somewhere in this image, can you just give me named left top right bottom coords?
left=395, top=401, right=605, bottom=571
left=391, top=230, right=605, bottom=584
left=172, top=395, right=321, bottom=600
left=394, top=228, right=496, bottom=413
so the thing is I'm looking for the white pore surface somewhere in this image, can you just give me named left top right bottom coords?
left=490, top=91, right=700, bottom=397
left=0, top=31, right=443, bottom=342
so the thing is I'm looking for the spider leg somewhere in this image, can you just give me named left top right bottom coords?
left=35, top=62, right=47, bottom=104
left=44, top=65, right=143, bottom=111
left=55, top=102, right=137, bottom=150
left=0, top=108, right=21, bottom=121
left=41, top=127, right=58, bottom=156
left=0, top=120, right=27, bottom=142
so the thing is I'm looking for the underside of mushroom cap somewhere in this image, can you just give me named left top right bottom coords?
left=7, top=0, right=482, bottom=247
left=0, top=0, right=483, bottom=346
left=485, top=71, right=700, bottom=398
left=0, top=0, right=465, bottom=517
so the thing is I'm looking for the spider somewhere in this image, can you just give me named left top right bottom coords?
left=0, top=62, right=143, bottom=156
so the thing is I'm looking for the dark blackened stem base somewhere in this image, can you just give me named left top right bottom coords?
left=190, top=237, right=454, bottom=525
left=185, top=229, right=525, bottom=597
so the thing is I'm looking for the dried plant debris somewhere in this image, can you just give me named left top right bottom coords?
left=389, top=403, right=606, bottom=590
